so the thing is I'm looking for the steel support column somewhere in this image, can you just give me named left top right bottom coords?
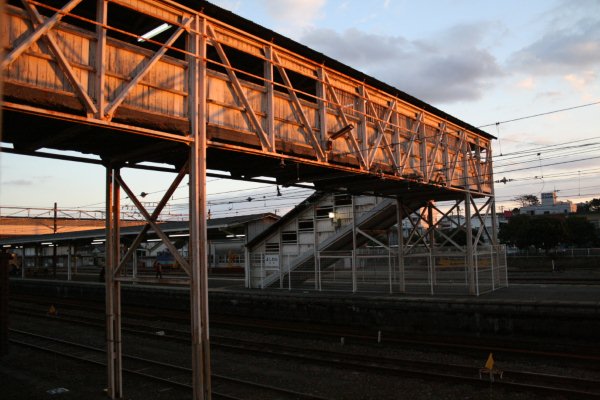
left=21, top=247, right=26, bottom=279
left=313, top=207, right=321, bottom=291
left=465, top=192, right=476, bottom=295
left=427, top=201, right=436, bottom=293
left=488, top=146, right=501, bottom=290
left=132, top=249, right=137, bottom=280
left=351, top=196, right=357, bottom=293
left=396, top=198, right=405, bottom=293
left=105, top=166, right=122, bottom=398
left=244, top=246, right=250, bottom=288
left=488, top=195, right=498, bottom=290
left=189, top=15, right=212, bottom=400
left=67, top=243, right=72, bottom=281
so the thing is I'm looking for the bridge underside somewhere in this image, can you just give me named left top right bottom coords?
left=3, top=103, right=477, bottom=201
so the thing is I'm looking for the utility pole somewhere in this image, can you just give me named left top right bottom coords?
left=53, top=202, right=57, bottom=278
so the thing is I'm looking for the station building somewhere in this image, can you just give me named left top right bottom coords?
left=0, top=213, right=278, bottom=278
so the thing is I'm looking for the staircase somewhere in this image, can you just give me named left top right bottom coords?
left=262, top=198, right=424, bottom=288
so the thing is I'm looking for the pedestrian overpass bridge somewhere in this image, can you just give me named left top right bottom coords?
left=1, top=1, right=504, bottom=398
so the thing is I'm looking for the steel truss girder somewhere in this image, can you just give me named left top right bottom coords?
left=271, top=50, right=326, bottom=161
left=19, top=0, right=97, bottom=115
left=321, top=70, right=368, bottom=169
left=205, top=23, right=272, bottom=152
left=104, top=17, right=192, bottom=120
left=394, top=193, right=500, bottom=296
left=2, top=0, right=494, bottom=196
left=363, top=88, right=397, bottom=171
left=2, top=0, right=83, bottom=68
left=398, top=194, right=497, bottom=253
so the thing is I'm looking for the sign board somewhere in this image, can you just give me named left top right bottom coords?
left=264, top=254, right=279, bottom=267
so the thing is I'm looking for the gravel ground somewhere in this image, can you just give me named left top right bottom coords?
left=2, top=307, right=595, bottom=400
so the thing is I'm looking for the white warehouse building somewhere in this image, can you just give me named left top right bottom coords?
left=520, top=192, right=577, bottom=216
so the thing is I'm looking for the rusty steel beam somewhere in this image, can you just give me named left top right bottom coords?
left=105, top=166, right=123, bottom=398
left=189, top=15, right=211, bottom=400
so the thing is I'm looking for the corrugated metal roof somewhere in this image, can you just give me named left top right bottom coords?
left=0, top=212, right=279, bottom=245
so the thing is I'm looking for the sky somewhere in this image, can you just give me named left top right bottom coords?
left=1, top=0, right=599, bottom=219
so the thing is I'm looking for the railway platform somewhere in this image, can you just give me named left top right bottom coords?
left=8, top=278, right=600, bottom=346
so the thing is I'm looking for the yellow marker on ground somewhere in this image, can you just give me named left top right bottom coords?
left=485, top=353, right=494, bottom=370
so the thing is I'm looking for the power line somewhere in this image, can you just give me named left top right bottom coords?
left=477, top=100, right=600, bottom=128
left=493, top=138, right=600, bottom=162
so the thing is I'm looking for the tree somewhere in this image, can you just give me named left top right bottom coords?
left=514, top=194, right=540, bottom=207
left=577, top=198, right=600, bottom=214
left=529, top=217, right=566, bottom=253
left=565, top=216, right=599, bottom=247
left=589, top=198, right=600, bottom=213
left=499, top=214, right=567, bottom=252
left=498, top=214, right=532, bottom=249
left=499, top=214, right=599, bottom=250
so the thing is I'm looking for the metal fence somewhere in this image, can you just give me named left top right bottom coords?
left=249, top=245, right=508, bottom=296
left=507, top=248, right=600, bottom=257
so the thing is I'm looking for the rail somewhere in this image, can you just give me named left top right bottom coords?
left=11, top=305, right=600, bottom=399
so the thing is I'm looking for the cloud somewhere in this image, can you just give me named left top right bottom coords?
left=516, top=77, right=535, bottom=90
left=509, top=5, right=600, bottom=75
left=534, top=91, right=562, bottom=101
left=300, top=24, right=503, bottom=103
left=564, top=71, right=598, bottom=89
left=211, top=0, right=241, bottom=12
left=3, top=179, right=33, bottom=186
left=257, top=0, right=326, bottom=33
left=2, top=175, right=52, bottom=187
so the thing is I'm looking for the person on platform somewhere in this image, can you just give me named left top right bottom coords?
left=154, top=259, right=162, bottom=279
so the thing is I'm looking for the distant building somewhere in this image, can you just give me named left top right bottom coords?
left=520, top=192, right=576, bottom=216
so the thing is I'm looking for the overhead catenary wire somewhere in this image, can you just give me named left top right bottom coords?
left=12, top=146, right=595, bottom=213
left=477, top=100, right=600, bottom=129
left=10, top=143, right=596, bottom=214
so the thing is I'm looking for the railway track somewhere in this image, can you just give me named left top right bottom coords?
left=214, top=335, right=600, bottom=398
left=9, top=329, right=331, bottom=400
left=10, top=305, right=600, bottom=398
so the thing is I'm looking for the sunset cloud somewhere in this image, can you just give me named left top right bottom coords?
left=301, top=23, right=503, bottom=103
